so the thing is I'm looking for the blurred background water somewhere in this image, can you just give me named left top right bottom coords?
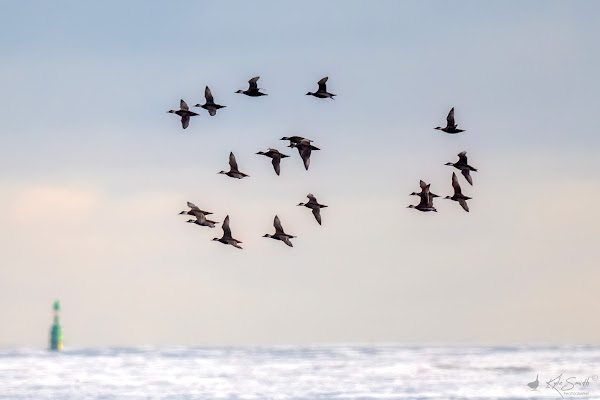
left=0, top=345, right=598, bottom=399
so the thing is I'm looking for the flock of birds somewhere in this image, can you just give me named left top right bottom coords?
left=170, top=76, right=474, bottom=249
left=408, top=108, right=478, bottom=213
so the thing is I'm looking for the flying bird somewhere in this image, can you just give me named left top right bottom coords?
left=445, top=172, right=471, bottom=212
left=219, top=152, right=249, bottom=179
left=306, top=77, right=336, bottom=99
left=194, top=86, right=226, bottom=116
left=168, top=100, right=199, bottom=129
left=407, top=189, right=437, bottom=212
left=297, top=193, right=328, bottom=225
left=186, top=211, right=218, bottom=228
left=263, top=215, right=296, bottom=247
left=410, top=180, right=440, bottom=199
left=280, top=136, right=314, bottom=145
left=212, top=215, right=243, bottom=249
left=445, top=151, right=477, bottom=185
left=256, top=148, right=290, bottom=176
left=434, top=107, right=465, bottom=134
left=288, top=139, right=320, bottom=170
left=235, top=76, right=267, bottom=97
left=179, top=201, right=213, bottom=217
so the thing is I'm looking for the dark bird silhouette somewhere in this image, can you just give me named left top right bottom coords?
left=219, top=152, right=249, bottom=179
left=306, top=77, right=336, bottom=99
left=263, top=215, right=296, bottom=247
left=194, top=86, right=226, bottom=116
left=407, top=189, right=437, bottom=212
left=235, top=76, right=267, bottom=97
left=297, top=193, right=327, bottom=225
left=434, top=107, right=465, bottom=134
left=179, top=201, right=213, bottom=217
left=280, top=136, right=314, bottom=145
left=527, top=375, right=539, bottom=391
left=168, top=100, right=199, bottom=129
left=212, top=215, right=242, bottom=249
left=288, top=139, right=320, bottom=170
left=445, top=172, right=471, bottom=212
left=445, top=151, right=477, bottom=185
left=256, top=148, right=290, bottom=176
left=186, top=211, right=218, bottom=228
left=410, top=180, right=440, bottom=199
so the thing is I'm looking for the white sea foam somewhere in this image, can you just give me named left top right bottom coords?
left=0, top=346, right=598, bottom=399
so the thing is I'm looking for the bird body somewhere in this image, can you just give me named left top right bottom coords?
left=408, top=190, right=437, bottom=212
left=306, top=77, right=336, bottom=99
left=263, top=215, right=295, bottom=247
left=435, top=107, right=465, bottom=134
left=410, top=180, right=440, bottom=199
left=213, top=215, right=243, bottom=249
left=219, top=152, right=249, bottom=179
left=186, top=211, right=218, bottom=228
left=236, top=76, right=267, bottom=96
left=445, top=151, right=477, bottom=185
left=194, top=86, right=226, bottom=116
left=256, top=148, right=290, bottom=176
left=280, top=136, right=314, bottom=145
left=298, top=193, right=327, bottom=225
left=179, top=201, right=213, bottom=217
left=168, top=100, right=199, bottom=129
left=445, top=172, right=471, bottom=212
left=288, top=139, right=320, bottom=170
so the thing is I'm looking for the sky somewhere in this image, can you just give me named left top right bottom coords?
left=0, top=0, right=599, bottom=347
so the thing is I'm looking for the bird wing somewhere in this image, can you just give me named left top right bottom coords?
left=207, top=106, right=217, bottom=116
left=187, top=201, right=200, bottom=211
left=446, top=107, right=455, bottom=127
left=461, top=169, right=473, bottom=185
left=195, top=212, right=207, bottom=223
left=282, top=236, right=293, bottom=247
left=180, top=99, right=189, bottom=111
left=299, top=145, right=312, bottom=170
left=222, top=215, right=232, bottom=238
left=451, top=172, right=462, bottom=195
left=181, top=114, right=190, bottom=129
left=312, top=207, right=322, bottom=225
left=419, top=180, right=428, bottom=191
left=204, top=86, right=214, bottom=103
left=457, top=151, right=468, bottom=164
left=248, top=76, right=260, bottom=89
left=271, top=157, right=281, bottom=176
left=458, top=198, right=470, bottom=212
left=274, top=215, right=285, bottom=235
left=307, top=193, right=317, bottom=203
left=317, top=77, right=328, bottom=92
left=229, top=152, right=239, bottom=172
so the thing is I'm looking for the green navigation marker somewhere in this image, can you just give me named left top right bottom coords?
left=49, top=300, right=63, bottom=351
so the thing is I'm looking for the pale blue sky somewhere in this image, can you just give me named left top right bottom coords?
left=0, top=1, right=599, bottom=346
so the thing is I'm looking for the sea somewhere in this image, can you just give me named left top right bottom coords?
left=0, top=346, right=598, bottom=399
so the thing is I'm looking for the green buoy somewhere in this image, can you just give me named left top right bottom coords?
left=49, top=300, right=63, bottom=351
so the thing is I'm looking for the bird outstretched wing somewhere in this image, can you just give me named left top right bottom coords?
left=204, top=86, right=214, bottom=103
left=317, top=77, right=328, bottom=92
left=229, top=152, right=239, bottom=172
